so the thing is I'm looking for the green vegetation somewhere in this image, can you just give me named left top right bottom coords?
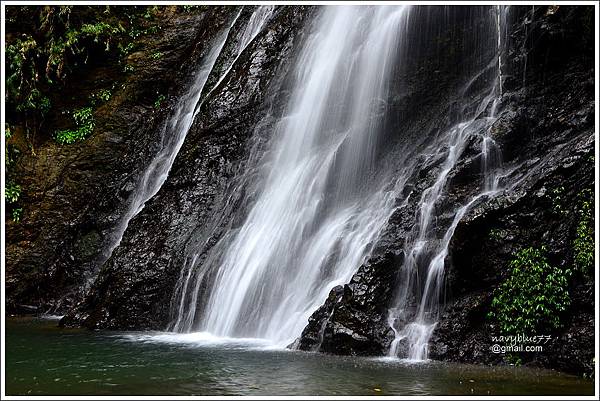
left=5, top=125, right=20, bottom=170
left=12, top=208, right=24, bottom=222
left=506, top=353, right=523, bottom=366
left=143, top=5, right=159, bottom=20
left=488, top=246, right=571, bottom=335
left=6, top=5, right=166, bottom=143
left=5, top=182, right=22, bottom=204
left=180, top=5, right=207, bottom=13
left=151, top=51, right=163, bottom=60
left=5, top=124, right=23, bottom=222
left=573, top=189, right=594, bottom=275
left=7, top=9, right=123, bottom=123
left=549, top=186, right=566, bottom=216
left=5, top=6, right=168, bottom=222
left=90, top=88, right=113, bottom=105
left=154, top=94, right=166, bottom=109
left=54, top=107, right=95, bottom=144
left=15, top=89, right=51, bottom=115
left=118, top=41, right=136, bottom=57
left=5, top=180, right=23, bottom=222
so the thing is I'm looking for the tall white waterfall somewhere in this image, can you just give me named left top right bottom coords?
left=387, top=6, right=507, bottom=360
left=171, top=6, right=411, bottom=345
left=101, top=6, right=273, bottom=266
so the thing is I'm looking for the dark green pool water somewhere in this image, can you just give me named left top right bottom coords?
left=4, top=317, right=594, bottom=396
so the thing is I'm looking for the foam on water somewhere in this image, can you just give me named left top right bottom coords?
left=120, top=331, right=276, bottom=350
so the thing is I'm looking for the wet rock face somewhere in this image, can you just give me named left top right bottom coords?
left=5, top=7, right=236, bottom=315
left=429, top=6, right=595, bottom=377
left=62, top=6, right=314, bottom=330
left=297, top=251, right=403, bottom=355
left=298, top=5, right=595, bottom=376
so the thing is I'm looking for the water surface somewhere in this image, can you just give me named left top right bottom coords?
left=5, top=317, right=594, bottom=396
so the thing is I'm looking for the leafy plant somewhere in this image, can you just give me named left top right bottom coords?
left=488, top=246, right=571, bottom=335
left=5, top=180, right=23, bottom=222
left=5, top=35, right=38, bottom=105
left=54, top=107, right=95, bottom=144
left=90, top=88, right=112, bottom=105
left=573, top=189, right=594, bottom=274
left=5, top=182, right=21, bottom=204
left=150, top=51, right=163, bottom=60
left=128, top=26, right=147, bottom=40
left=154, top=94, right=166, bottom=109
left=181, top=5, right=206, bottom=13
left=118, top=41, right=136, bottom=57
left=147, top=25, right=162, bottom=34
left=549, top=186, right=566, bottom=216
left=5, top=124, right=13, bottom=140
left=12, top=208, right=23, bottom=222
left=506, top=353, right=522, bottom=366
left=15, top=89, right=51, bottom=115
left=5, top=124, right=18, bottom=169
left=143, top=6, right=159, bottom=20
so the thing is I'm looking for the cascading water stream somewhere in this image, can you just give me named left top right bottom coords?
left=98, top=27, right=233, bottom=268
left=387, top=5, right=508, bottom=361
left=170, top=6, right=412, bottom=345
left=99, top=6, right=273, bottom=269
left=197, top=5, right=275, bottom=112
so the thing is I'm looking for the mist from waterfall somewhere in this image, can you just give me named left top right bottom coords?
left=170, top=6, right=412, bottom=345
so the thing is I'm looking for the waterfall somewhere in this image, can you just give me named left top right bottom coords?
left=100, top=6, right=273, bottom=268
left=387, top=6, right=508, bottom=360
left=98, top=25, right=233, bottom=267
left=170, top=6, right=411, bottom=345
left=239, top=6, right=275, bottom=50
left=199, top=5, right=275, bottom=106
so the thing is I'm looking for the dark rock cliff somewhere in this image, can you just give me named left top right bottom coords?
left=298, top=6, right=595, bottom=377
left=5, top=6, right=239, bottom=315
left=430, top=5, right=595, bottom=376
